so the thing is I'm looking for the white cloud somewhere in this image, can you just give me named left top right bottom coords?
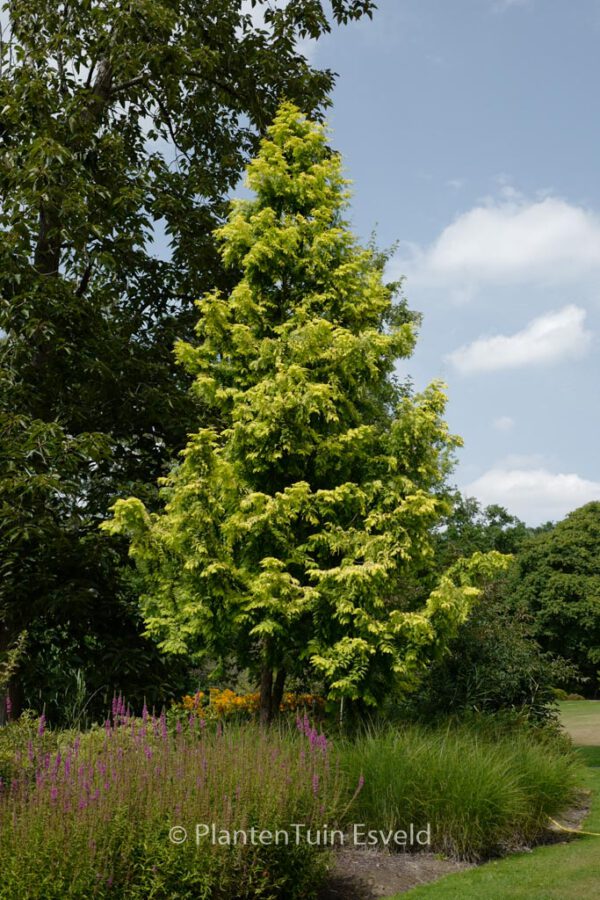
left=493, top=415, right=515, bottom=432
left=447, top=305, right=592, bottom=374
left=464, top=465, right=600, bottom=524
left=396, top=194, right=600, bottom=294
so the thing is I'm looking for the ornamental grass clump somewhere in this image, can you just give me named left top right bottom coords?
left=0, top=703, right=346, bottom=899
left=340, top=722, right=584, bottom=861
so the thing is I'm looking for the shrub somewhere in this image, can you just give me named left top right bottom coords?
left=177, top=689, right=325, bottom=722
left=403, top=578, right=574, bottom=723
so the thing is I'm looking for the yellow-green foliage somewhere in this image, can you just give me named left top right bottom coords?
left=103, top=104, right=509, bottom=704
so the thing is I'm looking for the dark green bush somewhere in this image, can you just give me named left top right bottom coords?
left=403, top=579, right=575, bottom=723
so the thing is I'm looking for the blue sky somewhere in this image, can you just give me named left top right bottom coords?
left=307, top=0, right=600, bottom=524
left=3, top=0, right=596, bottom=524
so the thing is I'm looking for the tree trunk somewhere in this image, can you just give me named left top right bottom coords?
left=33, top=57, right=114, bottom=278
left=258, top=665, right=286, bottom=725
left=272, top=667, right=286, bottom=718
left=259, top=665, right=273, bottom=725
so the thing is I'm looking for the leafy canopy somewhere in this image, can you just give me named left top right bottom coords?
left=510, top=501, right=600, bottom=694
left=105, top=104, right=509, bottom=705
left=0, top=0, right=375, bottom=717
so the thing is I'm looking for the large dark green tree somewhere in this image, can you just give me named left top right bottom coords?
left=509, top=501, right=600, bottom=696
left=433, top=495, right=531, bottom=572
left=0, top=0, right=376, bottom=721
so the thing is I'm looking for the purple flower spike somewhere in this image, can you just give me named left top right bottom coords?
left=38, top=713, right=46, bottom=737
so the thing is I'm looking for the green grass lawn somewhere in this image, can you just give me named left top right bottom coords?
left=391, top=702, right=600, bottom=900
left=560, top=700, right=600, bottom=745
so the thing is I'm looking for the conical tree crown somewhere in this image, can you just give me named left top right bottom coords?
left=175, top=102, right=417, bottom=489
left=105, top=105, right=508, bottom=705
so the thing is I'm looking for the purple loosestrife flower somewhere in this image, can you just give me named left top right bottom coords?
left=27, top=741, right=34, bottom=764
left=50, top=785, right=58, bottom=802
left=317, top=733, right=328, bottom=754
left=142, top=701, right=149, bottom=723
left=5, top=695, right=12, bottom=720
left=38, top=713, right=46, bottom=737
left=312, top=774, right=319, bottom=796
